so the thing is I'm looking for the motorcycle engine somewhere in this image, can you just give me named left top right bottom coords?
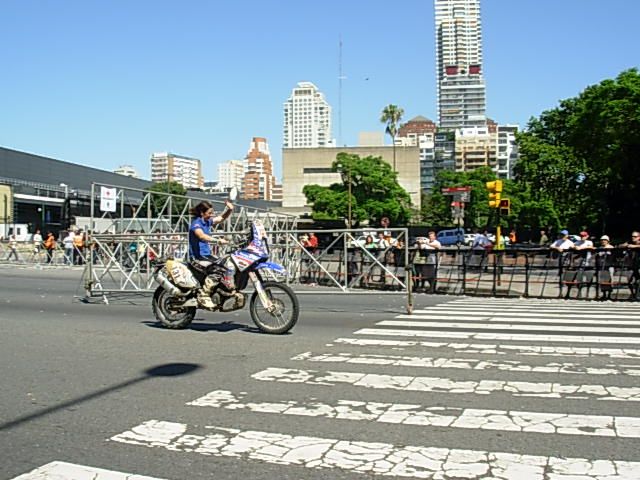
left=220, top=292, right=246, bottom=312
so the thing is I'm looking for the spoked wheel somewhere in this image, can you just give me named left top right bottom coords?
left=249, top=282, right=299, bottom=334
left=152, top=286, right=195, bottom=329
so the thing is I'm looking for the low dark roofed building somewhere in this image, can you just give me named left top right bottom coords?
left=0, top=146, right=151, bottom=193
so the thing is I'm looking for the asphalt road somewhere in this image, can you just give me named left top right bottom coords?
left=1, top=267, right=639, bottom=480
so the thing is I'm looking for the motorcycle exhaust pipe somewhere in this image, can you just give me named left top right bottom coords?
left=154, top=269, right=187, bottom=297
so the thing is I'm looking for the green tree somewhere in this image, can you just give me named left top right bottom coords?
left=380, top=104, right=404, bottom=171
left=147, top=181, right=188, bottom=217
left=303, top=152, right=412, bottom=226
left=515, top=68, right=640, bottom=235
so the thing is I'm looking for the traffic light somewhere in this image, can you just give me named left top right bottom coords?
left=499, top=198, right=511, bottom=216
left=486, top=180, right=503, bottom=208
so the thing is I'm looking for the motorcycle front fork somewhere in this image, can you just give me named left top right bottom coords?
left=249, top=271, right=274, bottom=311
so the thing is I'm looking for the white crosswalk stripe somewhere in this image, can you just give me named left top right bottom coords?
left=290, top=350, right=640, bottom=376
left=104, top=298, right=640, bottom=479
left=250, top=366, right=640, bottom=401
left=188, top=389, right=640, bottom=438
left=354, top=327, right=640, bottom=343
left=110, top=419, right=640, bottom=479
left=11, top=461, right=166, bottom=480
left=329, top=338, right=640, bottom=359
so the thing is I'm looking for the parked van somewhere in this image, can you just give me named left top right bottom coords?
left=436, top=228, right=465, bottom=246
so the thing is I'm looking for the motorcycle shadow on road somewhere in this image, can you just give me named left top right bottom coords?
left=141, top=320, right=264, bottom=334
left=0, top=363, right=201, bottom=433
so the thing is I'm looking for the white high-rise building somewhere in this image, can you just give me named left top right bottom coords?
left=283, top=81, right=333, bottom=148
left=435, top=0, right=487, bottom=130
left=217, top=160, right=244, bottom=192
left=150, top=152, right=203, bottom=189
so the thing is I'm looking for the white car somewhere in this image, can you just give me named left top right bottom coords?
left=464, top=233, right=477, bottom=246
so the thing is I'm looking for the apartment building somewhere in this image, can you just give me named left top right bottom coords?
left=150, top=152, right=203, bottom=189
left=283, top=82, right=333, bottom=148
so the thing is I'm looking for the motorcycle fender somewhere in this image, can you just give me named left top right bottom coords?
left=254, top=262, right=286, bottom=275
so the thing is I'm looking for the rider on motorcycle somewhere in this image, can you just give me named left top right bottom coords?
left=189, top=198, right=234, bottom=309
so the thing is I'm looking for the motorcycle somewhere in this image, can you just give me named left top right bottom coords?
left=151, top=193, right=298, bottom=334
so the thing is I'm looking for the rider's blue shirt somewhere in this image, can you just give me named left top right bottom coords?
left=189, top=217, right=213, bottom=259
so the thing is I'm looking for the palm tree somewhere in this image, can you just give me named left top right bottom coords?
left=380, top=104, right=404, bottom=172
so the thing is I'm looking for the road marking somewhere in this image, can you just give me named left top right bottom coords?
left=378, top=320, right=640, bottom=335
left=355, top=328, right=640, bottom=344
left=330, top=338, right=640, bottom=359
left=421, top=304, right=640, bottom=313
left=188, top=390, right=640, bottom=438
left=11, top=461, right=165, bottom=480
left=435, top=302, right=640, bottom=312
left=408, top=311, right=640, bottom=322
left=111, top=420, right=640, bottom=479
left=291, top=351, right=640, bottom=376
left=451, top=298, right=640, bottom=307
left=251, top=367, right=640, bottom=401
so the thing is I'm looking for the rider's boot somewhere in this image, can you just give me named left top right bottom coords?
left=196, top=276, right=217, bottom=310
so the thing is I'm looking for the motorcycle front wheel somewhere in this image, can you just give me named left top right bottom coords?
left=152, top=286, right=196, bottom=329
left=249, top=282, right=299, bottom=334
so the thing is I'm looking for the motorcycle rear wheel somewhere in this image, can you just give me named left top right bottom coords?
left=249, top=282, right=299, bottom=334
left=152, top=286, right=196, bottom=329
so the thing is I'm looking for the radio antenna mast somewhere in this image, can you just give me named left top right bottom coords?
left=338, top=35, right=345, bottom=146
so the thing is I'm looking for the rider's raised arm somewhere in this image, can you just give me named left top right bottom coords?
left=212, top=200, right=234, bottom=224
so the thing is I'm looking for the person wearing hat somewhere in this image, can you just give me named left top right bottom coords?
left=596, top=235, right=615, bottom=300
left=572, top=230, right=595, bottom=268
left=599, top=235, right=613, bottom=248
left=574, top=231, right=594, bottom=250
left=550, top=229, right=574, bottom=252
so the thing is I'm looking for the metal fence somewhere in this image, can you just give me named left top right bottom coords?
left=403, top=247, right=639, bottom=301
left=2, top=182, right=638, bottom=303
left=2, top=237, right=638, bottom=303
left=79, top=227, right=414, bottom=304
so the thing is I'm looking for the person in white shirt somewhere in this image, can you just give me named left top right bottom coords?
left=550, top=230, right=575, bottom=252
left=574, top=231, right=594, bottom=250
left=472, top=229, right=492, bottom=250
left=377, top=232, right=390, bottom=249
left=5, top=234, right=19, bottom=261
left=62, top=231, right=75, bottom=265
left=413, top=231, right=442, bottom=293
left=573, top=230, right=594, bottom=266
left=32, top=229, right=43, bottom=254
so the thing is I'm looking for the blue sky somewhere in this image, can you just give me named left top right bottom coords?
left=1, top=0, right=638, bottom=182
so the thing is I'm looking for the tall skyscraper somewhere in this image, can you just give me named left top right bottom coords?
left=435, top=0, right=487, bottom=130
left=283, top=82, right=333, bottom=148
left=242, top=137, right=276, bottom=201
left=150, top=152, right=203, bottom=189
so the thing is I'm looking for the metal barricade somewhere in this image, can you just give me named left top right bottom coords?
left=81, top=226, right=415, bottom=312
left=82, top=182, right=297, bottom=298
